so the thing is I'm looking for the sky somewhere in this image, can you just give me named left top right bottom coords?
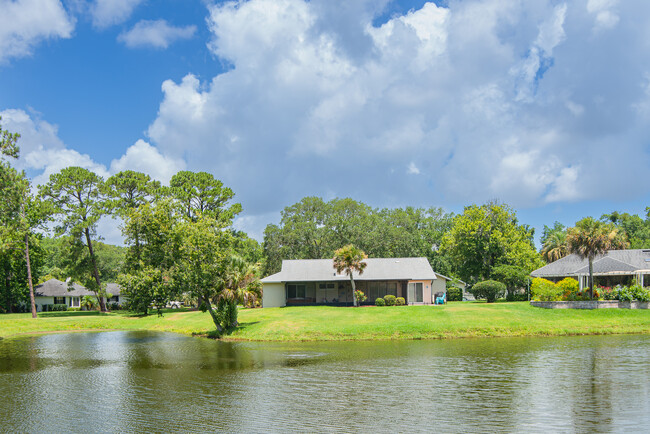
left=1, top=0, right=650, bottom=246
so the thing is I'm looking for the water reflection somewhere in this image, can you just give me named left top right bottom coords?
left=0, top=332, right=648, bottom=433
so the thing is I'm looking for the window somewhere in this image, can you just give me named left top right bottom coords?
left=407, top=282, right=423, bottom=303
left=53, top=296, right=65, bottom=305
left=109, top=296, right=119, bottom=302
left=287, top=284, right=306, bottom=299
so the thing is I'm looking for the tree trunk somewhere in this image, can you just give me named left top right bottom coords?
left=84, top=227, right=106, bottom=312
left=350, top=274, right=357, bottom=307
left=25, top=233, right=36, bottom=318
left=205, top=297, right=224, bottom=334
left=588, top=257, right=594, bottom=300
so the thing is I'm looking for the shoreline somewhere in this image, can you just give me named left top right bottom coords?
left=2, top=303, right=649, bottom=342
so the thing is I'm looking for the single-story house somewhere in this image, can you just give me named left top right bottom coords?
left=530, top=249, right=650, bottom=289
left=105, top=283, right=126, bottom=306
left=261, top=257, right=445, bottom=307
left=34, top=279, right=95, bottom=311
left=33, top=279, right=126, bottom=311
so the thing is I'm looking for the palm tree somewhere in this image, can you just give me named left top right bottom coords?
left=333, top=244, right=367, bottom=307
left=541, top=230, right=568, bottom=263
left=220, top=256, right=262, bottom=308
left=567, top=217, right=628, bottom=299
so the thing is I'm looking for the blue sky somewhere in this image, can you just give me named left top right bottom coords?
left=1, top=0, right=650, bottom=245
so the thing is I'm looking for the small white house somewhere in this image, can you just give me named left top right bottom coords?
left=261, top=257, right=445, bottom=308
left=34, top=279, right=95, bottom=311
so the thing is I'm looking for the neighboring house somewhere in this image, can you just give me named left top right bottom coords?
left=34, top=279, right=95, bottom=312
left=105, top=283, right=126, bottom=306
left=531, top=249, right=650, bottom=289
left=261, top=257, right=443, bottom=307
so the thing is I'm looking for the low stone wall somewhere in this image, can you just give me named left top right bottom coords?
left=619, top=301, right=650, bottom=309
left=531, top=300, right=620, bottom=309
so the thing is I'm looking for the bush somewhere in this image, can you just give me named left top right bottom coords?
left=506, top=291, right=528, bottom=301
left=67, top=307, right=81, bottom=312
left=618, top=286, right=634, bottom=302
left=601, top=286, right=619, bottom=300
left=384, top=294, right=396, bottom=306
left=630, top=284, right=650, bottom=302
left=355, top=290, right=367, bottom=304
left=52, top=304, right=67, bottom=311
left=375, top=297, right=385, bottom=306
left=395, top=297, right=406, bottom=306
left=471, top=280, right=506, bottom=303
left=446, top=286, right=462, bottom=302
left=109, top=303, right=121, bottom=311
left=531, top=278, right=563, bottom=301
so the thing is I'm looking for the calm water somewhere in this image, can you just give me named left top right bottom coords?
left=1, top=332, right=649, bottom=433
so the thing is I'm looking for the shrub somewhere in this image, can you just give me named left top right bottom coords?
left=354, top=290, right=367, bottom=304
left=506, top=290, right=528, bottom=302
left=109, top=303, right=121, bottom=311
left=602, top=286, right=619, bottom=300
left=531, top=278, right=562, bottom=301
left=630, top=284, right=650, bottom=302
left=68, top=307, right=81, bottom=312
left=375, top=297, right=385, bottom=306
left=52, top=304, right=67, bottom=311
left=618, top=286, right=634, bottom=302
left=384, top=294, right=396, bottom=306
left=471, top=280, right=506, bottom=303
left=395, top=297, right=406, bottom=306
left=446, top=286, right=462, bottom=302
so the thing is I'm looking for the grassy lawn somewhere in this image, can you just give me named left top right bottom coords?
left=1, top=302, right=649, bottom=342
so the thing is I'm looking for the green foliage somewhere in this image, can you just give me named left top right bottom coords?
left=471, top=280, right=506, bottom=303
left=530, top=278, right=563, bottom=301
left=375, top=297, right=385, bottom=306
left=210, top=296, right=238, bottom=336
left=540, top=222, right=568, bottom=263
left=81, top=295, right=97, bottom=311
left=446, top=286, right=462, bottom=302
left=491, top=264, right=530, bottom=300
left=333, top=244, right=368, bottom=307
left=262, top=197, right=454, bottom=276
left=39, top=167, right=107, bottom=310
left=628, top=284, right=650, bottom=302
left=355, top=290, right=367, bottom=304
left=383, top=294, right=396, bottom=306
left=169, top=171, right=242, bottom=223
left=441, top=201, right=543, bottom=284
left=567, top=217, right=628, bottom=298
left=601, top=211, right=650, bottom=249
left=395, top=297, right=406, bottom=306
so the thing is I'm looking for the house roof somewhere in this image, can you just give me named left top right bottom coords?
left=531, top=249, right=650, bottom=277
left=34, top=279, right=95, bottom=297
left=261, top=257, right=437, bottom=283
left=105, top=283, right=122, bottom=296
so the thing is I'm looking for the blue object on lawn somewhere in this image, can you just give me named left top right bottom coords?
left=435, top=292, right=446, bottom=305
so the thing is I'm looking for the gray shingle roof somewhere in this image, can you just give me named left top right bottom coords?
left=105, top=283, right=122, bottom=296
left=261, top=257, right=437, bottom=283
left=531, top=249, right=650, bottom=277
left=34, top=279, right=95, bottom=297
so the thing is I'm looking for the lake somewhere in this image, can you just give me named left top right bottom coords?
left=1, top=332, right=649, bottom=433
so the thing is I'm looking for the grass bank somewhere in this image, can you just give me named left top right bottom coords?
left=1, top=303, right=649, bottom=342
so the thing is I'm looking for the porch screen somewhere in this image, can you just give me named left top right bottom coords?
left=287, top=284, right=306, bottom=299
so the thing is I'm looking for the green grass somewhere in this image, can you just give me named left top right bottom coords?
left=1, top=303, right=648, bottom=342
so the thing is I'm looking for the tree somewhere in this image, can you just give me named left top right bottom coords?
left=221, top=255, right=262, bottom=308
left=175, top=216, right=234, bottom=333
left=441, top=201, right=543, bottom=284
left=540, top=222, right=568, bottom=263
left=491, top=264, right=530, bottom=300
left=601, top=211, right=650, bottom=249
left=39, top=167, right=108, bottom=311
left=567, top=217, right=628, bottom=299
left=169, top=171, right=242, bottom=223
left=119, top=200, right=181, bottom=314
left=471, top=280, right=506, bottom=303
left=104, top=170, right=161, bottom=262
left=0, top=116, right=19, bottom=158
left=333, top=244, right=368, bottom=307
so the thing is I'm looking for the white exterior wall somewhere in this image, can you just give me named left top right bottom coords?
left=431, top=278, right=446, bottom=303
left=35, top=296, right=54, bottom=312
left=262, top=282, right=286, bottom=308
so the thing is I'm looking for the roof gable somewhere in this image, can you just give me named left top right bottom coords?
left=531, top=249, right=650, bottom=277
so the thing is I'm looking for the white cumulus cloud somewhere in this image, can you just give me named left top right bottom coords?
left=118, top=20, right=197, bottom=49
left=90, top=0, right=143, bottom=29
left=0, top=0, right=74, bottom=62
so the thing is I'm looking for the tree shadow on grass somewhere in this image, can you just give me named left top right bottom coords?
left=38, top=311, right=102, bottom=318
